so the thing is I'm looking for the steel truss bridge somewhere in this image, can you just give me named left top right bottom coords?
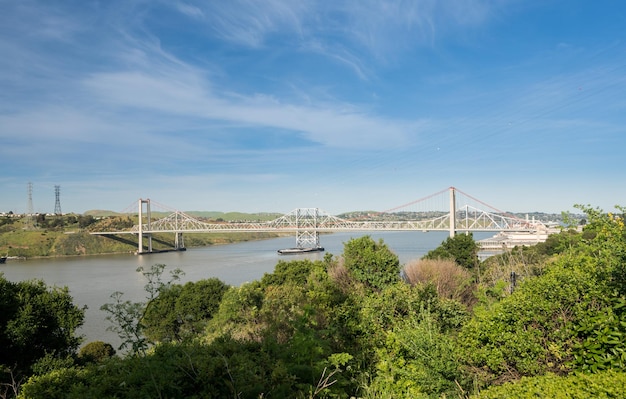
left=91, top=187, right=547, bottom=254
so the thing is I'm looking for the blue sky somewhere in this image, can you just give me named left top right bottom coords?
left=1, top=0, right=625, bottom=215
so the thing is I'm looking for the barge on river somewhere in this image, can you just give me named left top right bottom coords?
left=277, top=247, right=325, bottom=255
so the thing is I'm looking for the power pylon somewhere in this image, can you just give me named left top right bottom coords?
left=25, top=182, right=35, bottom=229
left=54, top=185, right=62, bottom=215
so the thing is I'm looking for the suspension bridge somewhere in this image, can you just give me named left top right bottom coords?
left=91, top=187, right=549, bottom=254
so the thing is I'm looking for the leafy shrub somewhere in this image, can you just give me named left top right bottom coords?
left=458, top=261, right=602, bottom=385
left=342, top=236, right=400, bottom=291
left=205, top=281, right=265, bottom=342
left=366, top=309, right=469, bottom=398
left=0, top=275, right=84, bottom=387
left=571, top=296, right=626, bottom=373
left=18, top=367, right=87, bottom=399
left=422, top=233, right=479, bottom=271
left=472, top=370, right=626, bottom=399
left=143, top=278, right=229, bottom=342
left=260, top=259, right=319, bottom=287
left=78, top=341, right=116, bottom=363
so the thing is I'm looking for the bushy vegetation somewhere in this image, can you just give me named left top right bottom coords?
left=6, top=204, right=626, bottom=398
left=0, top=275, right=84, bottom=398
left=473, top=370, right=626, bottom=398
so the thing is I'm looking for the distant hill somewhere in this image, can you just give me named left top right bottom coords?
left=83, top=210, right=123, bottom=217
left=83, top=209, right=283, bottom=222
left=84, top=209, right=582, bottom=223
left=184, top=211, right=284, bottom=222
left=337, top=210, right=584, bottom=223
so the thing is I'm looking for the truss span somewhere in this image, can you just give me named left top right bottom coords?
left=95, top=206, right=545, bottom=235
left=90, top=188, right=548, bottom=253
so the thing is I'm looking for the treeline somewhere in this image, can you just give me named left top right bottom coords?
left=2, top=204, right=626, bottom=398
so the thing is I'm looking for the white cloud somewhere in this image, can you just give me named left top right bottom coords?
left=181, top=0, right=499, bottom=67
left=175, top=2, right=204, bottom=19
left=80, top=67, right=419, bottom=149
left=192, top=0, right=310, bottom=48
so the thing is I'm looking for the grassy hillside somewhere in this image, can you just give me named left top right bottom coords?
left=0, top=214, right=283, bottom=258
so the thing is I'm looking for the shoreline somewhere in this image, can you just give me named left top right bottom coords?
left=2, top=233, right=288, bottom=261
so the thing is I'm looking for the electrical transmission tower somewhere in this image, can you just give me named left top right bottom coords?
left=54, top=185, right=62, bottom=215
left=25, top=182, right=35, bottom=229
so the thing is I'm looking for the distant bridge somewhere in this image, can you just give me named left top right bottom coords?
left=90, top=187, right=548, bottom=254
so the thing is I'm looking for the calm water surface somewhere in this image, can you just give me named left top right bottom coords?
left=1, top=231, right=491, bottom=347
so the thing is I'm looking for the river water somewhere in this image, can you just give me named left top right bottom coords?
left=1, top=231, right=492, bottom=348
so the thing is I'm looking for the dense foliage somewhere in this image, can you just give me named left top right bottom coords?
left=422, top=233, right=480, bottom=271
left=473, top=370, right=626, bottom=398
left=342, top=235, right=401, bottom=290
left=143, top=277, right=230, bottom=342
left=9, top=208, right=626, bottom=397
left=0, top=275, right=84, bottom=397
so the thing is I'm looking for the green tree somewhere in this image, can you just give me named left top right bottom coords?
left=143, top=278, right=229, bottom=342
left=260, top=259, right=318, bottom=288
left=205, top=281, right=265, bottom=342
left=78, top=341, right=116, bottom=364
left=101, top=264, right=183, bottom=355
left=534, top=229, right=582, bottom=257
left=423, top=233, right=479, bottom=271
left=0, top=274, right=84, bottom=394
left=342, top=236, right=400, bottom=291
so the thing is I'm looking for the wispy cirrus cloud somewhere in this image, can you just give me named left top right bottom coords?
left=166, top=0, right=500, bottom=77
left=80, top=68, right=418, bottom=149
left=188, top=0, right=496, bottom=49
left=174, top=2, right=205, bottom=20
left=182, top=0, right=310, bottom=48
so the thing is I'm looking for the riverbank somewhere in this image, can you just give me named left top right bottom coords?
left=0, top=228, right=285, bottom=259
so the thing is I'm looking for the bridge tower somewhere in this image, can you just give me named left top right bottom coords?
left=449, top=187, right=456, bottom=238
left=137, top=198, right=153, bottom=254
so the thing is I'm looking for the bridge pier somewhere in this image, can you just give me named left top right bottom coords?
left=174, top=232, right=185, bottom=249
left=295, top=230, right=320, bottom=248
left=137, top=198, right=153, bottom=254
left=295, top=208, right=323, bottom=249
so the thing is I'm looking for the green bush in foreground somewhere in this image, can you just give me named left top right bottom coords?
left=473, top=370, right=626, bottom=399
left=0, top=275, right=85, bottom=391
